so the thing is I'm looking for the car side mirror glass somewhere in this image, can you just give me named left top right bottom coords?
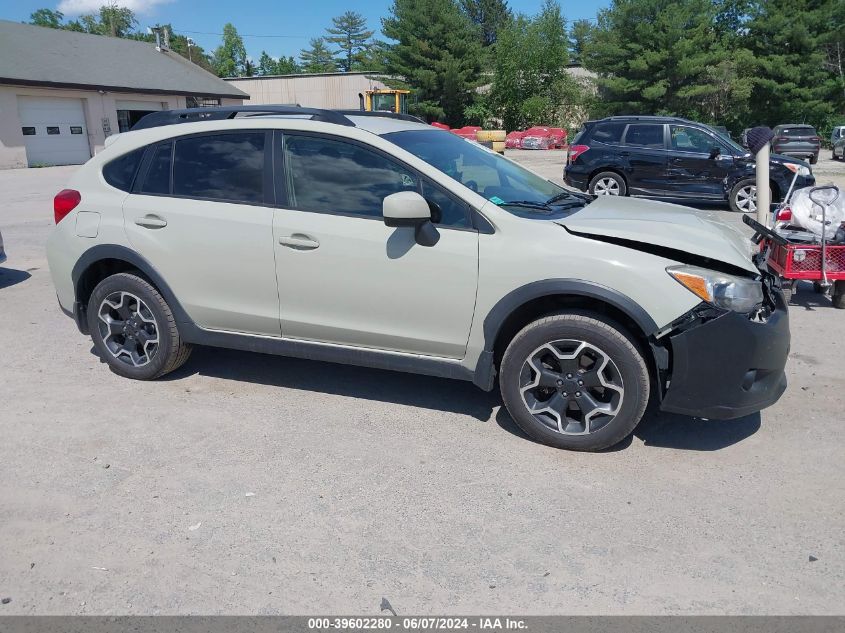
left=383, top=191, right=439, bottom=247
left=709, top=146, right=721, bottom=159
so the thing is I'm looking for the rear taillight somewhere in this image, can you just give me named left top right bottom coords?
left=775, top=137, right=787, bottom=142
left=777, top=207, right=792, bottom=222
left=568, top=144, right=590, bottom=163
left=54, top=189, right=81, bottom=224
left=811, top=137, right=820, bottom=143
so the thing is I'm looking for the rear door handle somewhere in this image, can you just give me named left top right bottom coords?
left=134, top=214, right=167, bottom=229
left=278, top=234, right=320, bottom=250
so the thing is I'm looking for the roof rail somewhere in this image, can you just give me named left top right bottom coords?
left=334, top=110, right=426, bottom=124
left=131, top=105, right=355, bottom=131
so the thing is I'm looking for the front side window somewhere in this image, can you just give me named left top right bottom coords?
left=670, top=125, right=717, bottom=153
left=283, top=135, right=418, bottom=218
left=421, top=180, right=470, bottom=227
left=624, top=124, right=664, bottom=148
left=173, top=132, right=265, bottom=204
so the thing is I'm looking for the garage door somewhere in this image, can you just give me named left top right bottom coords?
left=18, top=96, right=91, bottom=167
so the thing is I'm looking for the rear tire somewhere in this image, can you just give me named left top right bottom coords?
left=87, top=272, right=192, bottom=380
left=499, top=313, right=649, bottom=451
left=810, top=154, right=818, bottom=165
left=588, top=171, right=626, bottom=197
left=782, top=281, right=794, bottom=305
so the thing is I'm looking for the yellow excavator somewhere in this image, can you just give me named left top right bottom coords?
left=360, top=89, right=410, bottom=115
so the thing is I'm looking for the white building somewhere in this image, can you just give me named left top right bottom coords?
left=225, top=72, right=388, bottom=110
left=0, top=20, right=247, bottom=169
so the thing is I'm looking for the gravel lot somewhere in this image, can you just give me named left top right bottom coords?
left=1, top=153, right=844, bottom=615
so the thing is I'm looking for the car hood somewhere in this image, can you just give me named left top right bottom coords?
left=557, top=196, right=758, bottom=274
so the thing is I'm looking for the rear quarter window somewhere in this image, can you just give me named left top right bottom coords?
left=102, top=148, right=144, bottom=192
left=589, top=122, right=626, bottom=145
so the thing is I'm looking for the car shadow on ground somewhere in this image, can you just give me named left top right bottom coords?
left=495, top=405, right=761, bottom=452
left=0, top=267, right=32, bottom=290
left=166, top=346, right=500, bottom=421
left=166, top=346, right=761, bottom=450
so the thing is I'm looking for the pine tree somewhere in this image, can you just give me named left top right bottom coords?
left=569, top=19, right=593, bottom=65
left=382, top=0, right=484, bottom=125
left=325, top=11, right=374, bottom=72
left=300, top=38, right=338, bottom=73
left=460, top=0, right=512, bottom=46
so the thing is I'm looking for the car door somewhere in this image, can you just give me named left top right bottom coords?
left=273, top=132, right=478, bottom=358
left=122, top=131, right=281, bottom=336
left=620, top=123, right=670, bottom=195
left=664, top=124, right=734, bottom=199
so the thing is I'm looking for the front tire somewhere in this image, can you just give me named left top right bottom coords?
left=87, top=272, right=192, bottom=380
left=729, top=178, right=771, bottom=214
left=588, top=171, right=626, bottom=197
left=500, top=313, right=649, bottom=451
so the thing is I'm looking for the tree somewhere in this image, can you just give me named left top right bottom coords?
left=29, top=8, right=64, bottom=28
left=460, top=0, right=512, bottom=47
left=325, top=11, right=374, bottom=72
left=299, top=38, right=338, bottom=73
left=212, top=23, right=248, bottom=77
left=95, top=4, right=136, bottom=37
left=258, top=51, right=299, bottom=75
left=745, top=0, right=844, bottom=133
left=490, top=0, right=582, bottom=129
left=585, top=0, right=754, bottom=128
left=569, top=19, right=594, bottom=65
left=382, top=0, right=484, bottom=125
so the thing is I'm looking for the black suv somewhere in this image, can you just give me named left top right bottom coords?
left=564, top=116, right=815, bottom=213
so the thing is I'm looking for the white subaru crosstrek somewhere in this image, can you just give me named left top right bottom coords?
left=47, top=106, right=790, bottom=451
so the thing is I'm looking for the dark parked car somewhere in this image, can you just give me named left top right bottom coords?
left=771, top=124, right=820, bottom=164
left=831, top=125, right=845, bottom=161
left=564, top=116, right=815, bottom=213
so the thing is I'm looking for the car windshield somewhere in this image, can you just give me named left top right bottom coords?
left=383, top=129, right=585, bottom=216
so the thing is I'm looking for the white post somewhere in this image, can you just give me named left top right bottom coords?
left=756, top=143, right=770, bottom=226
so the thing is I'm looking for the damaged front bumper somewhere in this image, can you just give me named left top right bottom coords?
left=656, top=285, right=790, bottom=420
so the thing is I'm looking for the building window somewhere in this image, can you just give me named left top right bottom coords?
left=70, top=126, right=83, bottom=135
left=22, top=127, right=36, bottom=136
left=186, top=96, right=221, bottom=108
left=46, top=127, right=60, bottom=135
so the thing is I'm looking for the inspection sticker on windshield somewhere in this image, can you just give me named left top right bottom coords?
left=489, top=196, right=505, bottom=205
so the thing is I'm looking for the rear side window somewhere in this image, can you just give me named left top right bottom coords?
left=103, top=148, right=144, bottom=192
left=624, top=124, right=664, bottom=148
left=173, top=132, right=266, bottom=203
left=139, top=143, right=172, bottom=195
left=589, top=122, right=626, bottom=145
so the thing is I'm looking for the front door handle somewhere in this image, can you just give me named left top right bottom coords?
left=278, top=234, right=320, bottom=250
left=134, top=214, right=167, bottom=229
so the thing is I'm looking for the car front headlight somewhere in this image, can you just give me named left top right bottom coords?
left=783, top=162, right=811, bottom=177
left=667, top=265, right=764, bottom=313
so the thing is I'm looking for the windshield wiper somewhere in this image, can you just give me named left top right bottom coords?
left=498, top=200, right=553, bottom=211
left=545, top=191, right=593, bottom=205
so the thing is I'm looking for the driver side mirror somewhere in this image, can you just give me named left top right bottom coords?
left=383, top=191, right=440, bottom=247
left=709, top=146, right=721, bottom=159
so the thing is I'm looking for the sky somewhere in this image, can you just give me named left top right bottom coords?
left=0, top=0, right=609, bottom=62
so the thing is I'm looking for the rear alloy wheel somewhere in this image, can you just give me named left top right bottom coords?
left=588, top=172, right=626, bottom=197
left=87, top=272, right=192, bottom=380
left=500, top=313, right=649, bottom=451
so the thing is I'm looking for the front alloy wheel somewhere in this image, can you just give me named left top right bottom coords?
left=97, top=291, right=160, bottom=367
left=734, top=184, right=757, bottom=213
left=519, top=340, right=624, bottom=435
left=499, top=313, right=650, bottom=451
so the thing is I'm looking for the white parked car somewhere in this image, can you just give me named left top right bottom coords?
left=46, top=106, right=790, bottom=451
